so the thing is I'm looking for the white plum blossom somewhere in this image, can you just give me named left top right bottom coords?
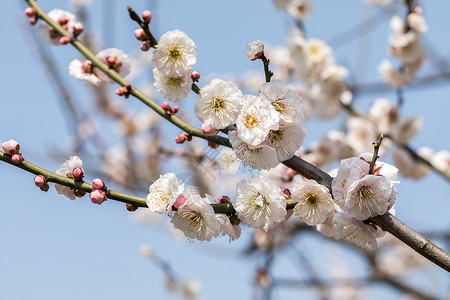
left=245, top=40, right=264, bottom=60
left=54, top=156, right=83, bottom=200
left=291, top=177, right=334, bottom=225
left=407, top=13, right=428, bottom=34
left=171, top=194, right=221, bottom=242
left=259, top=80, right=304, bottom=124
left=236, top=95, right=279, bottom=146
left=229, top=130, right=279, bottom=170
left=233, top=174, right=286, bottom=231
left=332, top=155, right=398, bottom=220
left=318, top=211, right=385, bottom=250
left=38, top=9, right=77, bottom=45
left=346, top=116, right=378, bottom=154
left=216, top=214, right=241, bottom=242
left=286, top=0, right=312, bottom=22
left=194, top=79, right=243, bottom=129
left=344, top=175, right=397, bottom=220
left=146, top=173, right=184, bottom=216
left=152, top=30, right=197, bottom=77
left=393, top=147, right=430, bottom=180
left=69, top=59, right=102, bottom=85
left=378, top=59, right=409, bottom=88
left=153, top=68, right=192, bottom=102
left=306, top=39, right=333, bottom=65
left=431, top=150, right=450, bottom=174
left=94, top=48, right=131, bottom=82
left=216, top=148, right=241, bottom=174
left=262, top=120, right=305, bottom=162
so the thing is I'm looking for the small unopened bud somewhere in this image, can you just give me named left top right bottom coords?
left=106, top=56, right=116, bottom=64
left=191, top=70, right=200, bottom=82
left=25, top=7, right=36, bottom=17
left=40, top=184, right=49, bottom=192
left=90, top=189, right=107, bottom=204
left=29, top=16, right=38, bottom=25
left=92, top=178, right=105, bottom=190
left=72, top=167, right=84, bottom=180
left=74, top=189, right=86, bottom=198
left=126, top=203, right=138, bottom=211
left=140, top=41, right=150, bottom=51
left=134, top=29, right=146, bottom=41
left=11, top=154, right=23, bottom=164
left=59, top=36, right=72, bottom=45
left=175, top=133, right=187, bottom=144
left=2, top=139, right=20, bottom=155
left=173, top=194, right=187, bottom=209
left=281, top=187, right=291, bottom=200
left=161, top=101, right=171, bottom=111
left=73, top=22, right=84, bottom=38
left=172, top=105, right=179, bottom=114
left=201, top=124, right=219, bottom=136
left=34, top=175, right=46, bottom=187
left=285, top=168, right=296, bottom=178
left=218, top=195, right=230, bottom=203
left=142, top=10, right=152, bottom=23
left=208, top=141, right=219, bottom=149
left=116, top=86, right=127, bottom=96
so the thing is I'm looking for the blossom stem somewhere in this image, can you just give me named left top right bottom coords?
left=127, top=6, right=158, bottom=47
left=369, top=134, right=383, bottom=174
left=25, top=0, right=230, bottom=148
left=261, top=55, right=273, bottom=83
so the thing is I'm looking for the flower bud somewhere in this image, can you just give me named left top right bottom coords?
left=11, top=154, right=23, bottom=164
left=74, top=189, right=86, bottom=198
left=142, top=10, right=152, bottom=23
left=25, top=7, right=36, bottom=17
left=73, top=22, right=84, bottom=38
left=40, top=184, right=49, bottom=192
left=172, top=105, right=179, bottom=114
left=126, top=203, right=138, bottom=211
left=29, top=16, right=38, bottom=25
left=201, top=124, right=219, bottom=136
left=92, top=178, right=105, bottom=190
left=34, top=175, right=46, bottom=187
left=106, top=56, right=116, bottom=64
left=218, top=195, right=230, bottom=203
left=191, top=70, right=200, bottom=82
left=175, top=133, right=187, bottom=144
left=161, top=101, right=171, bottom=111
left=134, top=29, right=146, bottom=41
left=90, top=189, right=107, bottom=204
left=140, top=41, right=151, bottom=51
left=59, top=36, right=72, bottom=45
left=208, top=141, right=219, bottom=149
left=2, top=139, right=20, bottom=155
left=245, top=40, right=264, bottom=61
left=72, top=167, right=84, bottom=180
left=281, top=187, right=291, bottom=200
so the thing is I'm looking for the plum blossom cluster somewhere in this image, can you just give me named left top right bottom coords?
left=273, top=0, right=313, bottom=22
left=152, top=30, right=197, bottom=102
left=286, top=28, right=351, bottom=118
left=378, top=8, right=428, bottom=87
left=195, top=77, right=305, bottom=170
left=1, top=139, right=23, bottom=164
left=35, top=8, right=83, bottom=45
left=54, top=156, right=85, bottom=200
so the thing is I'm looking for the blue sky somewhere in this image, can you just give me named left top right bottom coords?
left=1, top=0, right=449, bottom=299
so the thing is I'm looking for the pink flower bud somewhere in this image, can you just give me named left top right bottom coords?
left=191, top=70, right=200, bottom=82
left=72, top=167, right=84, bottom=180
left=116, top=87, right=127, bottom=96
left=11, top=154, right=23, bottom=164
left=161, top=101, right=171, bottom=111
left=140, top=41, right=151, bottom=51
left=92, top=178, right=105, bottom=190
left=218, top=195, right=230, bottom=203
left=173, top=194, right=187, bottom=209
left=25, top=7, right=36, bottom=17
left=126, top=203, right=138, bottom=211
left=34, top=175, right=46, bottom=187
left=29, top=16, right=38, bottom=25
left=134, top=29, right=146, bottom=41
left=73, top=22, right=84, bottom=38
left=90, top=189, right=107, bottom=204
left=175, top=133, right=186, bottom=144
left=106, top=56, right=116, bottom=64
left=285, top=168, right=296, bottom=178
left=281, top=187, right=291, bottom=199
left=142, top=10, right=152, bottom=23
left=201, top=124, right=219, bottom=136
left=172, top=105, right=179, bottom=114
left=59, top=36, right=72, bottom=45
left=2, top=139, right=20, bottom=155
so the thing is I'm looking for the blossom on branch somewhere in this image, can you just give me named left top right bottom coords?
left=94, top=48, right=131, bottom=82
left=38, top=9, right=77, bottom=45
left=54, top=156, right=84, bottom=200
left=146, top=173, right=184, bottom=216
left=153, top=68, right=192, bottom=102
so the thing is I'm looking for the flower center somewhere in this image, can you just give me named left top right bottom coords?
left=359, top=185, right=374, bottom=199
left=167, top=46, right=182, bottom=62
left=304, top=193, right=318, bottom=205
left=81, top=62, right=94, bottom=74
left=244, top=114, right=259, bottom=128
left=212, top=97, right=226, bottom=110
left=167, top=77, right=182, bottom=86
